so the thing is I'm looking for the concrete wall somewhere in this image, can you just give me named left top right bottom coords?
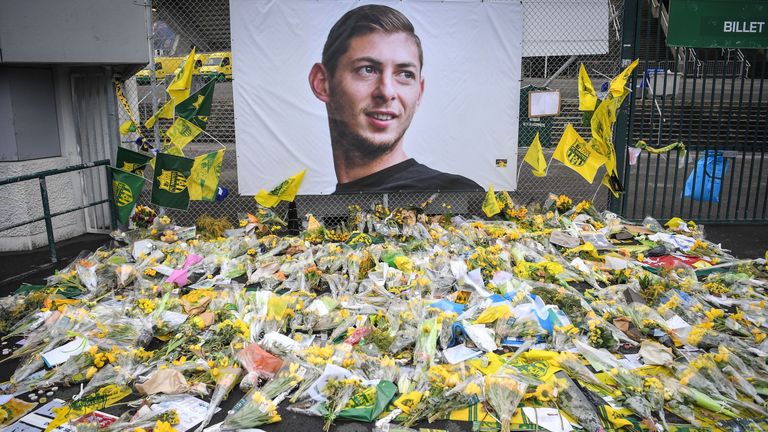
left=0, top=66, right=88, bottom=252
left=0, top=0, right=147, bottom=64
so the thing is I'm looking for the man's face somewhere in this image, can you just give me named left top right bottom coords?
left=325, top=31, right=424, bottom=158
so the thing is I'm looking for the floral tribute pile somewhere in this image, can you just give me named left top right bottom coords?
left=1, top=194, right=768, bottom=432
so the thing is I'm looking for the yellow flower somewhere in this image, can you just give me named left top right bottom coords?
left=172, top=356, right=187, bottom=366
left=704, top=308, right=724, bottom=321
left=153, top=421, right=177, bottom=432
left=533, top=381, right=556, bottom=402
left=86, top=366, right=98, bottom=380
left=190, top=316, right=205, bottom=330
left=138, top=298, right=156, bottom=314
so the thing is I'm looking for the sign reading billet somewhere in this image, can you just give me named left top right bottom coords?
left=668, top=0, right=768, bottom=48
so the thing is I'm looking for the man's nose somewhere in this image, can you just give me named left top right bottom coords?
left=372, top=74, right=396, bottom=101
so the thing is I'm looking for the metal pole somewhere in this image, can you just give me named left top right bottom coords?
left=611, top=0, right=639, bottom=215
left=145, top=0, right=161, bottom=149
left=38, top=177, right=58, bottom=263
left=542, top=56, right=577, bottom=88
left=106, top=165, right=118, bottom=230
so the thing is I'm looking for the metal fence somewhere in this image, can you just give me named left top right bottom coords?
left=617, top=0, right=768, bottom=223
left=117, top=0, right=628, bottom=226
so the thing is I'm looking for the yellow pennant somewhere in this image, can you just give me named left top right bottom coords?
left=255, top=170, right=306, bottom=208
left=523, top=132, right=547, bottom=176
left=145, top=98, right=175, bottom=129
left=609, top=58, right=639, bottom=98
left=167, top=47, right=197, bottom=102
left=578, top=63, right=597, bottom=111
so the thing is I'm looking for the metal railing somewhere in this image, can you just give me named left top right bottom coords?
left=0, top=159, right=116, bottom=263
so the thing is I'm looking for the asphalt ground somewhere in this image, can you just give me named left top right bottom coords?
left=0, top=225, right=765, bottom=431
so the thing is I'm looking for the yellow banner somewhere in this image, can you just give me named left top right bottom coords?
left=114, top=78, right=142, bottom=138
left=45, top=384, right=131, bottom=432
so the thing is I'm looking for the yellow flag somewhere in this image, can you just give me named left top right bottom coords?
left=166, top=117, right=202, bottom=150
left=255, top=169, right=306, bottom=207
left=482, top=184, right=501, bottom=217
left=118, top=120, right=135, bottom=135
left=523, top=132, right=547, bottom=176
left=553, top=123, right=606, bottom=183
left=609, top=58, right=639, bottom=97
left=601, top=171, right=624, bottom=197
left=144, top=98, right=176, bottom=129
left=189, top=149, right=225, bottom=201
left=167, top=47, right=196, bottom=102
left=578, top=64, right=597, bottom=111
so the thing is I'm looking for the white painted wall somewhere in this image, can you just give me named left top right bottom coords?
left=0, top=66, right=88, bottom=252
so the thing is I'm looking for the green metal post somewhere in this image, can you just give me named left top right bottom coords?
left=611, top=0, right=639, bottom=215
left=38, top=177, right=58, bottom=263
left=106, top=166, right=118, bottom=229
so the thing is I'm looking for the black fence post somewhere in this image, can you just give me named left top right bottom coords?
left=611, top=0, right=640, bottom=215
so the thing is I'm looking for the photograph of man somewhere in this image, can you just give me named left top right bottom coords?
left=308, top=4, right=482, bottom=194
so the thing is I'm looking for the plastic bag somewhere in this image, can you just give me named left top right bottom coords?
left=683, top=151, right=728, bottom=203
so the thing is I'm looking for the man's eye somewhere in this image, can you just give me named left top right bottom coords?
left=357, top=66, right=376, bottom=76
left=397, top=71, right=416, bottom=81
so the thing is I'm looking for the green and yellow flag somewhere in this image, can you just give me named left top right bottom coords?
left=482, top=184, right=501, bottom=217
left=523, top=132, right=547, bottom=176
left=151, top=152, right=195, bottom=210
left=144, top=98, right=175, bottom=129
left=45, top=384, right=132, bottom=432
left=189, top=149, right=225, bottom=201
left=166, top=117, right=202, bottom=150
left=578, top=64, right=597, bottom=111
left=609, top=58, right=639, bottom=97
left=553, top=123, right=606, bottom=183
left=116, top=147, right=153, bottom=175
left=110, top=167, right=145, bottom=225
left=167, top=47, right=196, bottom=102
left=175, top=80, right=216, bottom=130
left=255, top=169, right=306, bottom=208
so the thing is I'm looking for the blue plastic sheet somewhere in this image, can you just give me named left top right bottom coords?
left=683, top=151, right=728, bottom=203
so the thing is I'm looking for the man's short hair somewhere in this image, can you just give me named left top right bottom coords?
left=322, top=4, right=423, bottom=77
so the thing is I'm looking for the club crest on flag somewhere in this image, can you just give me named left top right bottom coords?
left=113, top=181, right=135, bottom=207
left=158, top=169, right=188, bottom=193
left=566, top=140, right=591, bottom=167
left=120, top=161, right=142, bottom=174
left=178, top=121, right=193, bottom=137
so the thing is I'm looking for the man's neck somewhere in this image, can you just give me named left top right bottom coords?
left=332, top=144, right=409, bottom=184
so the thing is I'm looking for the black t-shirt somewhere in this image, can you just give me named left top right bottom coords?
left=334, top=159, right=483, bottom=193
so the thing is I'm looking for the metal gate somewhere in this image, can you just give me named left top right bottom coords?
left=615, top=0, right=768, bottom=223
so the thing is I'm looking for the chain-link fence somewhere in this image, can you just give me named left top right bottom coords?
left=116, top=0, right=626, bottom=227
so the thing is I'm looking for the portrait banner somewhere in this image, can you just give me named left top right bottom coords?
left=230, top=0, right=523, bottom=194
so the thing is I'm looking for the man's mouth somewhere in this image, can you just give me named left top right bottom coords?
left=366, top=111, right=397, bottom=121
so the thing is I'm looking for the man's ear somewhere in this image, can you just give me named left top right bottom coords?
left=416, top=77, right=425, bottom=107
left=309, top=63, right=331, bottom=103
